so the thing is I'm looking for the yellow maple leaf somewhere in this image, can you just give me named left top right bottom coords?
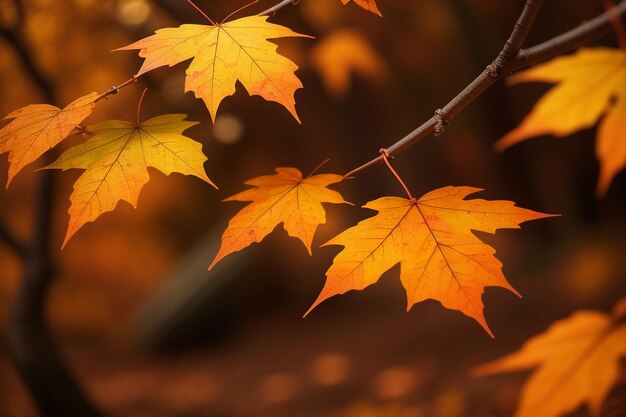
left=46, top=114, right=215, bottom=247
left=342, top=0, right=382, bottom=16
left=496, top=48, right=626, bottom=196
left=209, top=167, right=348, bottom=270
left=116, top=16, right=311, bottom=123
left=307, top=186, right=556, bottom=337
left=474, top=298, right=626, bottom=417
left=310, top=29, right=389, bottom=97
left=0, top=92, right=97, bottom=187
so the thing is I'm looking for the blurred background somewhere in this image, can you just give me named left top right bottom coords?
left=0, top=0, right=625, bottom=416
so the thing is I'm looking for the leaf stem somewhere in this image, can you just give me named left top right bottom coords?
left=379, top=149, right=414, bottom=201
left=136, top=88, right=148, bottom=125
left=223, top=0, right=259, bottom=23
left=306, top=158, right=331, bottom=178
left=186, top=0, right=215, bottom=25
left=120, top=110, right=135, bottom=125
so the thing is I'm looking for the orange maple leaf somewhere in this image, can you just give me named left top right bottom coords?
left=342, top=0, right=382, bottom=16
left=46, top=114, right=214, bottom=247
left=474, top=298, right=626, bottom=417
left=496, top=48, right=626, bottom=196
left=307, top=186, right=556, bottom=337
left=0, top=93, right=97, bottom=187
left=116, top=16, right=311, bottom=123
left=209, top=167, right=348, bottom=270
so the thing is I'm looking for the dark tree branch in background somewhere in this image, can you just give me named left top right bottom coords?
left=0, top=0, right=623, bottom=414
left=0, top=220, right=28, bottom=258
left=1, top=1, right=103, bottom=415
left=8, top=170, right=102, bottom=417
left=344, top=0, right=626, bottom=178
left=0, top=29, right=55, bottom=104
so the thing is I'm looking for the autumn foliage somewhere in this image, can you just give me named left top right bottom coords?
left=0, top=1, right=625, bottom=417
left=208, top=167, right=347, bottom=269
left=0, top=93, right=97, bottom=186
left=117, top=16, right=311, bottom=122
left=496, top=48, right=626, bottom=196
left=475, top=298, right=626, bottom=417
left=306, top=187, right=555, bottom=337
left=47, top=112, right=214, bottom=247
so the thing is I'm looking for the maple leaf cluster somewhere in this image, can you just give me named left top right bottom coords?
left=208, top=168, right=555, bottom=338
left=1, top=3, right=625, bottom=417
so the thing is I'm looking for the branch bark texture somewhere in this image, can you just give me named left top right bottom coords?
left=259, top=0, right=299, bottom=16
left=345, top=0, right=626, bottom=177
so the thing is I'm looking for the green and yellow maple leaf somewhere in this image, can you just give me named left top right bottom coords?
left=47, top=114, right=215, bottom=247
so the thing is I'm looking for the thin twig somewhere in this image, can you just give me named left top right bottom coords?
left=516, top=0, right=626, bottom=67
left=345, top=0, right=626, bottom=178
left=492, top=0, right=544, bottom=70
left=94, top=76, right=138, bottom=103
left=601, top=0, right=626, bottom=49
left=259, top=0, right=300, bottom=16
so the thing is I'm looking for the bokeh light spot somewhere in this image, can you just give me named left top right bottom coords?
left=213, top=113, right=245, bottom=145
left=116, top=0, right=151, bottom=26
left=258, top=373, right=298, bottom=404
left=310, top=352, right=351, bottom=386
left=372, top=367, right=417, bottom=399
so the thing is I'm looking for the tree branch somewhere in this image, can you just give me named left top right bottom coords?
left=0, top=219, right=28, bottom=258
left=0, top=28, right=55, bottom=101
left=493, top=0, right=544, bottom=68
left=1, top=3, right=104, bottom=415
left=259, top=0, right=300, bottom=16
left=516, top=0, right=626, bottom=68
left=345, top=0, right=626, bottom=178
left=8, top=169, right=103, bottom=417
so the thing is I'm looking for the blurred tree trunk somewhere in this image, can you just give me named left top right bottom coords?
left=1, top=2, right=103, bottom=415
